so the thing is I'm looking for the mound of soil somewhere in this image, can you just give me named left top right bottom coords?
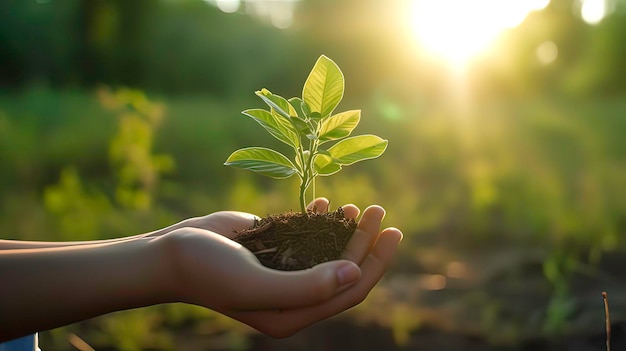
left=234, top=208, right=357, bottom=271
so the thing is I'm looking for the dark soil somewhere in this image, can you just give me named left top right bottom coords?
left=234, top=208, right=357, bottom=271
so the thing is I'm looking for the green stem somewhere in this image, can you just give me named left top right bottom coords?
left=297, top=121, right=320, bottom=214
left=296, top=143, right=308, bottom=213
left=299, top=178, right=307, bottom=213
left=307, top=138, right=317, bottom=201
left=310, top=177, right=316, bottom=204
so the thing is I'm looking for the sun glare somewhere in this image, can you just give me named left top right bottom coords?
left=581, top=0, right=607, bottom=24
left=408, top=0, right=549, bottom=68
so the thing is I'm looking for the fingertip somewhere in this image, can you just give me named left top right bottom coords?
left=371, top=228, right=403, bottom=263
left=382, top=227, right=403, bottom=242
left=252, top=260, right=361, bottom=309
left=289, top=260, right=358, bottom=304
left=362, top=205, right=385, bottom=221
left=316, top=197, right=329, bottom=204
left=308, top=197, right=329, bottom=213
left=341, top=204, right=360, bottom=219
left=357, top=206, right=385, bottom=232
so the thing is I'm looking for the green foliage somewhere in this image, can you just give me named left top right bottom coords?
left=99, top=87, right=175, bottom=210
left=94, top=308, right=173, bottom=351
left=541, top=252, right=579, bottom=334
left=2, top=83, right=626, bottom=348
left=44, top=167, right=112, bottom=241
left=42, top=87, right=175, bottom=243
left=1, top=2, right=622, bottom=346
left=33, top=89, right=255, bottom=350
left=225, top=55, right=388, bottom=212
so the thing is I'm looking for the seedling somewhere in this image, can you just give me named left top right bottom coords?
left=224, top=55, right=388, bottom=270
left=225, top=55, right=388, bottom=213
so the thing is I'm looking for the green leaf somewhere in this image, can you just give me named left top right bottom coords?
left=268, top=110, right=306, bottom=145
left=257, top=91, right=307, bottom=138
left=224, top=147, right=298, bottom=179
left=301, top=100, right=312, bottom=118
left=269, top=109, right=301, bottom=139
left=319, top=110, right=361, bottom=143
left=288, top=114, right=313, bottom=135
left=287, top=97, right=309, bottom=125
left=256, top=89, right=297, bottom=119
left=242, top=109, right=300, bottom=148
left=288, top=97, right=306, bottom=119
left=327, top=135, right=388, bottom=166
left=309, top=111, right=321, bottom=119
left=314, top=154, right=342, bottom=176
left=302, top=55, right=344, bottom=119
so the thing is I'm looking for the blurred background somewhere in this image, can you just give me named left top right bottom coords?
left=2, top=0, right=626, bottom=349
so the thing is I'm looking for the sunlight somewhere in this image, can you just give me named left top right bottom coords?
left=209, top=0, right=300, bottom=29
left=214, top=0, right=240, bottom=13
left=581, top=0, right=607, bottom=24
left=536, top=40, right=558, bottom=65
left=408, top=0, right=549, bottom=68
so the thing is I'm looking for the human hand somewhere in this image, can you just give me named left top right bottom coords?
left=226, top=199, right=402, bottom=337
left=161, top=198, right=402, bottom=338
left=143, top=211, right=257, bottom=239
left=154, top=198, right=340, bottom=239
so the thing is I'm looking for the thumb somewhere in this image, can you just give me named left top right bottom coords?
left=241, top=260, right=361, bottom=310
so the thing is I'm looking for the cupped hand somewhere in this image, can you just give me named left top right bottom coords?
left=224, top=199, right=402, bottom=338
left=177, top=198, right=337, bottom=239
left=162, top=198, right=402, bottom=338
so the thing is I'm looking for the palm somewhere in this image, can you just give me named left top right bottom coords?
left=164, top=198, right=401, bottom=338
left=184, top=211, right=258, bottom=239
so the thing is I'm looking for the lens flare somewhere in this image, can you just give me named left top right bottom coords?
left=407, top=0, right=549, bottom=68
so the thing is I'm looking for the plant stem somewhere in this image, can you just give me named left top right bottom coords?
left=297, top=121, right=320, bottom=214
left=603, top=291, right=611, bottom=351
left=310, top=177, right=316, bottom=205
left=295, top=136, right=308, bottom=213
left=307, top=138, right=318, bottom=202
left=299, top=178, right=307, bottom=213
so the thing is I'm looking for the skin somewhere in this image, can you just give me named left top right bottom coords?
left=0, top=198, right=402, bottom=342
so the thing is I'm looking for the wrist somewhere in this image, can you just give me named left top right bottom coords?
left=147, top=234, right=183, bottom=304
left=156, top=227, right=228, bottom=308
left=90, top=237, right=176, bottom=309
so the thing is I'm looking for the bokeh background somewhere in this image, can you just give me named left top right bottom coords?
left=2, top=0, right=626, bottom=349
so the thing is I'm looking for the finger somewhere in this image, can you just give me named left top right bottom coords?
left=341, top=205, right=385, bottom=264
left=341, top=204, right=360, bottom=220
left=234, top=260, right=361, bottom=311
left=229, top=227, right=402, bottom=338
left=307, top=197, right=329, bottom=213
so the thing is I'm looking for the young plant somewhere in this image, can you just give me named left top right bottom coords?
left=225, top=55, right=388, bottom=213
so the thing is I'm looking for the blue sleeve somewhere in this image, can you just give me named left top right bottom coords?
left=0, top=334, right=39, bottom=351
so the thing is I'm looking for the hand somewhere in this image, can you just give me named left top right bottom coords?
left=163, top=198, right=402, bottom=338
left=143, top=211, right=258, bottom=240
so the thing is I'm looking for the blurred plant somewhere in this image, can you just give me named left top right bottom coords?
left=44, top=87, right=175, bottom=240
left=93, top=308, right=173, bottom=351
left=225, top=55, right=388, bottom=212
left=542, top=252, right=577, bottom=334
left=44, top=167, right=112, bottom=241
left=98, top=87, right=175, bottom=210
left=390, top=303, right=422, bottom=346
left=41, top=88, right=180, bottom=349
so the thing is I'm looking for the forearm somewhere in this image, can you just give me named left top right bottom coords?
left=0, top=236, right=174, bottom=342
left=0, top=237, right=142, bottom=250
left=0, top=219, right=191, bottom=250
